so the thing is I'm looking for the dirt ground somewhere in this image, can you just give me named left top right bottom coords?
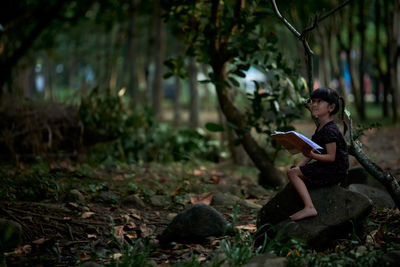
left=1, top=123, right=399, bottom=266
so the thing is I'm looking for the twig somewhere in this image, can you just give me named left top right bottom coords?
left=67, top=223, right=74, bottom=240
left=319, top=0, right=352, bottom=23
left=270, top=0, right=300, bottom=38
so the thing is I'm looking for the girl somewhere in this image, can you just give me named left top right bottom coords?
left=287, top=87, right=349, bottom=221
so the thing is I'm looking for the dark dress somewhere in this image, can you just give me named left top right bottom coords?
left=300, top=120, right=349, bottom=188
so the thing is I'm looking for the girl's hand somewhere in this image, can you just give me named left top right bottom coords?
left=302, top=149, right=316, bottom=159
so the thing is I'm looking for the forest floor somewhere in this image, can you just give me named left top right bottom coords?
left=1, top=122, right=400, bottom=266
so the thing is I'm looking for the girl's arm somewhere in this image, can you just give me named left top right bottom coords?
left=304, top=142, right=336, bottom=162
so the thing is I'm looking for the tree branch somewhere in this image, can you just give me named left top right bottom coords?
left=270, top=0, right=301, bottom=38
left=348, top=120, right=400, bottom=208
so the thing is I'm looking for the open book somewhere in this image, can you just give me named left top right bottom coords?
left=271, top=131, right=323, bottom=155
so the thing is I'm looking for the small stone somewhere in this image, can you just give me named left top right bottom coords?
left=66, top=189, right=85, bottom=203
left=150, top=195, right=168, bottom=207
left=211, top=192, right=240, bottom=206
left=121, top=195, right=146, bottom=209
left=158, top=204, right=230, bottom=245
left=243, top=253, right=287, bottom=267
left=241, top=199, right=262, bottom=210
left=97, top=191, right=119, bottom=204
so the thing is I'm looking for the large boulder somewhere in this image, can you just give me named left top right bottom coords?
left=348, top=184, right=396, bottom=209
left=158, top=204, right=230, bottom=246
left=256, top=184, right=372, bottom=250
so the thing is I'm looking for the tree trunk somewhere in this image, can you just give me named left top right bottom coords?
left=144, top=9, right=156, bottom=105
left=44, top=53, right=53, bottom=100
left=328, top=22, right=348, bottom=103
left=385, top=0, right=399, bottom=122
left=374, top=0, right=382, bottom=105
left=152, top=0, right=165, bottom=120
left=212, top=62, right=285, bottom=186
left=189, top=57, right=200, bottom=129
left=126, top=0, right=139, bottom=106
left=173, top=76, right=182, bottom=125
left=358, top=0, right=367, bottom=120
left=318, top=27, right=330, bottom=87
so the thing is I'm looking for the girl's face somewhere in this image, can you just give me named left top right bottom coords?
left=309, top=98, right=335, bottom=118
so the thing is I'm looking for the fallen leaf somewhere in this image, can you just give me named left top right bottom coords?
left=190, top=192, right=213, bottom=205
left=234, top=224, right=257, bottom=232
left=8, top=245, right=32, bottom=256
left=139, top=224, right=153, bottom=237
left=80, top=252, right=90, bottom=261
left=193, top=169, right=204, bottom=176
left=126, top=221, right=137, bottom=229
left=209, top=176, right=220, bottom=184
left=112, top=253, right=123, bottom=260
left=32, top=238, right=48, bottom=244
left=132, top=213, right=141, bottom=220
left=81, top=212, right=95, bottom=219
left=120, top=214, right=131, bottom=223
left=126, top=232, right=138, bottom=240
left=87, top=234, right=97, bottom=239
left=198, top=256, right=207, bottom=262
left=114, top=225, right=125, bottom=242
left=68, top=202, right=79, bottom=208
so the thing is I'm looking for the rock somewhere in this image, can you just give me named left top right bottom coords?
left=246, top=185, right=270, bottom=198
left=65, top=189, right=85, bottom=203
left=243, top=253, right=288, bottom=267
left=97, top=191, right=119, bottom=204
left=158, top=204, right=230, bottom=246
left=341, top=167, right=369, bottom=187
left=0, top=219, right=22, bottom=251
left=211, top=192, right=240, bottom=206
left=241, top=199, right=262, bottom=210
left=150, top=195, right=168, bottom=207
left=382, top=250, right=400, bottom=267
left=348, top=184, right=396, bottom=209
left=256, top=184, right=372, bottom=250
left=212, top=184, right=241, bottom=195
left=121, top=195, right=146, bottom=209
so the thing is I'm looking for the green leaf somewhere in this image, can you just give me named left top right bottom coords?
left=205, top=122, right=225, bottom=132
left=344, top=108, right=351, bottom=118
left=229, top=77, right=241, bottom=87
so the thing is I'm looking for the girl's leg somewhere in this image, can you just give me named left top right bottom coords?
left=287, top=167, right=317, bottom=221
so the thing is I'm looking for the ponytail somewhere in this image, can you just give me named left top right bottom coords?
left=340, top=96, right=348, bottom=135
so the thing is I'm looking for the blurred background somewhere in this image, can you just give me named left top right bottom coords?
left=0, top=0, right=399, bottom=165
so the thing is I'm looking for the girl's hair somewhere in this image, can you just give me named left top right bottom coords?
left=310, top=87, right=348, bottom=134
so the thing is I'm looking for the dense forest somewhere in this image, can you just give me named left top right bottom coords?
left=1, top=0, right=400, bottom=266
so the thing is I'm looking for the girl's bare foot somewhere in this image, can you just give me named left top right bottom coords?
left=289, top=207, right=317, bottom=221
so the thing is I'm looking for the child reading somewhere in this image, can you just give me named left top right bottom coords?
left=287, top=87, right=349, bottom=221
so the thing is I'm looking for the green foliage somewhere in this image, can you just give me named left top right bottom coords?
left=79, top=89, right=225, bottom=164
left=0, top=162, right=61, bottom=202
left=79, top=87, right=126, bottom=139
